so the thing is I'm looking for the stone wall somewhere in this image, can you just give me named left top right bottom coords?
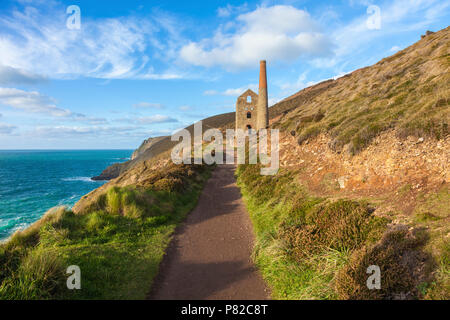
left=236, top=89, right=258, bottom=131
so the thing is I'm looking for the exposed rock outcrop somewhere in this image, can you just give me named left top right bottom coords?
left=131, top=136, right=167, bottom=160
left=91, top=162, right=124, bottom=181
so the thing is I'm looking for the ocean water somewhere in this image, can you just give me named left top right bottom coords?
left=0, top=150, right=132, bottom=241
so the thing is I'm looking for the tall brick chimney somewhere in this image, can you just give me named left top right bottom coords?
left=257, top=60, right=269, bottom=130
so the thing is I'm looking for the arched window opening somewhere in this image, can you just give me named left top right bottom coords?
left=246, top=95, right=252, bottom=103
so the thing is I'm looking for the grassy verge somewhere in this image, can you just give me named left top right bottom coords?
left=410, top=185, right=450, bottom=299
left=0, top=163, right=211, bottom=300
left=236, top=164, right=442, bottom=299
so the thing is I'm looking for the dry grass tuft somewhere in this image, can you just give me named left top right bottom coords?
left=280, top=200, right=387, bottom=261
left=335, top=226, right=433, bottom=300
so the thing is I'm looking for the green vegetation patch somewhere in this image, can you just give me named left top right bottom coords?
left=0, top=163, right=211, bottom=300
left=236, top=164, right=439, bottom=300
left=336, top=226, right=432, bottom=299
left=281, top=200, right=387, bottom=261
left=411, top=185, right=450, bottom=300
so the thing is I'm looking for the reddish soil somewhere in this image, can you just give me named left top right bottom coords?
left=148, top=164, right=270, bottom=300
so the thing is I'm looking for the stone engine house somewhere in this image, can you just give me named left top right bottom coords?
left=235, top=60, right=269, bottom=131
left=235, top=89, right=258, bottom=131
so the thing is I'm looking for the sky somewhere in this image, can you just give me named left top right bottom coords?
left=0, top=0, right=448, bottom=149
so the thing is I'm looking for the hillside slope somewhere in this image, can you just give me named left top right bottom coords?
left=131, top=136, right=169, bottom=161
left=236, top=27, right=449, bottom=299
left=275, top=28, right=449, bottom=154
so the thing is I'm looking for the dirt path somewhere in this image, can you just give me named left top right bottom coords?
left=148, top=164, right=270, bottom=300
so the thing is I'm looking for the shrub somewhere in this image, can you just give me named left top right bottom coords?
left=397, top=117, right=448, bottom=140
left=297, top=125, right=321, bottom=145
left=280, top=200, right=388, bottom=261
left=335, top=226, right=432, bottom=299
left=0, top=248, right=65, bottom=299
left=152, top=177, right=184, bottom=192
left=349, top=122, right=389, bottom=155
left=106, top=187, right=122, bottom=215
left=39, top=224, right=69, bottom=246
left=86, top=211, right=108, bottom=232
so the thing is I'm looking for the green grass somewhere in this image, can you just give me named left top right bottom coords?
left=0, top=163, right=211, bottom=300
left=424, top=241, right=450, bottom=299
left=236, top=165, right=391, bottom=299
left=410, top=185, right=450, bottom=299
left=236, top=164, right=442, bottom=300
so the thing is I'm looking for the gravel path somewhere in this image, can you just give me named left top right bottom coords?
left=148, top=164, right=270, bottom=300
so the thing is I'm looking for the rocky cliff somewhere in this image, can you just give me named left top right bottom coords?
left=91, top=112, right=236, bottom=181
left=131, top=136, right=168, bottom=160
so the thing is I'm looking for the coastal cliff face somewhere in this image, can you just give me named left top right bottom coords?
left=131, top=136, right=168, bottom=160
left=91, top=136, right=172, bottom=181
left=91, top=136, right=169, bottom=181
left=91, top=162, right=124, bottom=181
left=90, top=112, right=236, bottom=181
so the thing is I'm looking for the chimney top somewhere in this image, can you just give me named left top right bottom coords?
left=259, top=60, right=267, bottom=89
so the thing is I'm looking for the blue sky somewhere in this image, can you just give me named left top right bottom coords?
left=0, top=0, right=448, bottom=149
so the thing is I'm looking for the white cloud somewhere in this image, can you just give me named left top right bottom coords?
left=0, top=65, right=46, bottom=85
left=117, top=114, right=178, bottom=125
left=223, top=86, right=254, bottom=96
left=71, top=114, right=108, bottom=125
left=180, top=5, right=333, bottom=70
left=0, top=2, right=183, bottom=80
left=268, top=97, right=280, bottom=106
left=136, top=115, right=178, bottom=124
left=0, top=87, right=107, bottom=124
left=0, top=123, right=16, bottom=134
left=390, top=45, right=401, bottom=52
left=217, top=3, right=248, bottom=18
left=279, top=70, right=353, bottom=95
left=279, top=73, right=310, bottom=93
left=203, top=90, right=219, bottom=95
left=217, top=6, right=232, bottom=18
left=136, top=73, right=183, bottom=80
left=133, top=102, right=164, bottom=109
left=31, top=125, right=140, bottom=137
left=331, top=0, right=448, bottom=61
left=204, top=84, right=258, bottom=96
left=179, top=105, right=191, bottom=111
left=0, top=87, right=72, bottom=117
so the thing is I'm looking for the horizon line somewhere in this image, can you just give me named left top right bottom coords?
left=0, top=148, right=135, bottom=151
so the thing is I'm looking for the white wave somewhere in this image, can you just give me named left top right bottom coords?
left=62, top=176, right=95, bottom=182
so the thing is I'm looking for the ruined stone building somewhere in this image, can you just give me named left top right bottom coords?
left=235, top=60, right=269, bottom=131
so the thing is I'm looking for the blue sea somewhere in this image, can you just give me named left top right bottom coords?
left=0, top=150, right=132, bottom=241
